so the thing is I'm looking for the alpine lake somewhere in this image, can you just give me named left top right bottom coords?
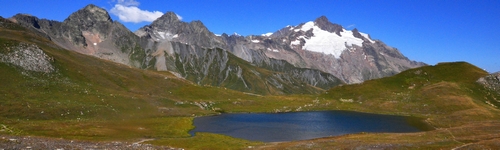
left=190, top=110, right=434, bottom=142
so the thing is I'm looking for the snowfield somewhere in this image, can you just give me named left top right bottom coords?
left=290, top=21, right=374, bottom=58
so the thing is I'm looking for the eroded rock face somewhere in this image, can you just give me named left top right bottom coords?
left=140, top=40, right=342, bottom=94
left=0, top=43, right=55, bottom=73
left=477, top=72, right=500, bottom=93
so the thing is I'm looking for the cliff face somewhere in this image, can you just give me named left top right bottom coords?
left=140, top=38, right=342, bottom=95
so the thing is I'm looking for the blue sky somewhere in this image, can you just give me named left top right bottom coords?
left=2, top=0, right=499, bottom=72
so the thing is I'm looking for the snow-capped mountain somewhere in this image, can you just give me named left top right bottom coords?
left=288, top=20, right=373, bottom=58
left=133, top=11, right=423, bottom=84
left=133, top=12, right=344, bottom=94
left=222, top=16, right=425, bottom=83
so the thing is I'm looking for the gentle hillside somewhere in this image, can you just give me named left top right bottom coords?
left=260, top=62, right=500, bottom=149
left=320, top=62, right=500, bottom=125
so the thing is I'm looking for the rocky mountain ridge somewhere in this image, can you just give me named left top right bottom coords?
left=8, top=4, right=342, bottom=95
left=218, top=16, right=425, bottom=83
left=10, top=4, right=145, bottom=68
left=7, top=4, right=424, bottom=93
left=130, top=6, right=424, bottom=84
left=135, top=12, right=225, bottom=49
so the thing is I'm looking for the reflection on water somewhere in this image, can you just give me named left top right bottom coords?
left=190, top=110, right=430, bottom=142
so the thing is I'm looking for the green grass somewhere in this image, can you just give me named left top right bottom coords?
left=149, top=133, right=263, bottom=150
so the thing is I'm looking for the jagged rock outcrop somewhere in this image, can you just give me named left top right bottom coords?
left=135, top=12, right=225, bottom=49
left=477, top=72, right=500, bottom=94
left=10, top=4, right=146, bottom=68
left=0, top=43, right=55, bottom=73
left=314, top=16, right=343, bottom=36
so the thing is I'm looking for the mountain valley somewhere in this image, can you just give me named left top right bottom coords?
left=1, top=4, right=500, bottom=149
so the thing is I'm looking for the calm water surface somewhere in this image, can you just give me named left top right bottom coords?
left=190, top=110, right=429, bottom=142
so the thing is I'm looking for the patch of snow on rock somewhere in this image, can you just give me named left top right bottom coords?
left=157, top=31, right=166, bottom=39
left=262, top=32, right=273, bottom=36
left=266, top=48, right=279, bottom=52
left=290, top=39, right=301, bottom=46
left=154, top=31, right=178, bottom=41
left=359, top=32, right=375, bottom=43
left=299, top=21, right=363, bottom=58
left=251, top=40, right=260, bottom=43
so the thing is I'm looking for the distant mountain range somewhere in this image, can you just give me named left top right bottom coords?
left=7, top=4, right=424, bottom=94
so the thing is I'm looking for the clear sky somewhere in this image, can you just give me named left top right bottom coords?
left=2, top=0, right=499, bottom=72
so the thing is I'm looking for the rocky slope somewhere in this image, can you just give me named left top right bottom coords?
left=0, top=43, right=55, bottom=73
left=477, top=72, right=500, bottom=94
left=137, top=35, right=342, bottom=94
left=10, top=4, right=146, bottom=68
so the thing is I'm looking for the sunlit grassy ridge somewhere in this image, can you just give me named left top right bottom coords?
left=258, top=63, right=500, bottom=149
left=1, top=17, right=500, bottom=149
left=320, top=62, right=500, bottom=127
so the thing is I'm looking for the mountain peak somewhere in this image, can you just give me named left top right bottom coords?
left=83, top=4, right=99, bottom=10
left=152, top=12, right=180, bottom=27
left=313, top=15, right=343, bottom=36
left=65, top=4, right=111, bottom=23
left=314, top=16, right=330, bottom=24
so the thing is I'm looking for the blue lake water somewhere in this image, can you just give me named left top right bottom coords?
left=190, top=110, right=431, bottom=142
